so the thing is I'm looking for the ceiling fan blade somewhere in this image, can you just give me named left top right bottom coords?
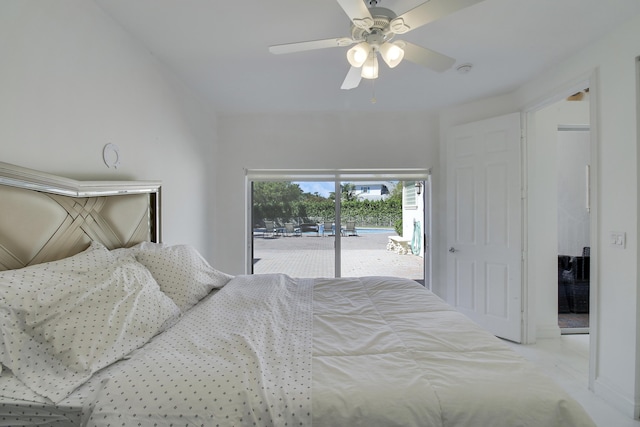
left=393, top=0, right=484, bottom=33
left=336, top=0, right=374, bottom=30
left=401, top=41, right=455, bottom=72
left=269, top=37, right=353, bottom=54
left=341, top=66, right=362, bottom=90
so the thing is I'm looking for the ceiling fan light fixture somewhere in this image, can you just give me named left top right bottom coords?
left=361, top=52, right=379, bottom=79
left=379, top=41, right=404, bottom=68
left=347, top=42, right=371, bottom=67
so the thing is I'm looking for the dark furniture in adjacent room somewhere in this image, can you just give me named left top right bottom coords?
left=558, top=248, right=590, bottom=314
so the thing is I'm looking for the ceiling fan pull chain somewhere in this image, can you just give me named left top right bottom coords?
left=371, top=78, right=377, bottom=104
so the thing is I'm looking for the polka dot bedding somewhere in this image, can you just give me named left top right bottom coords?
left=84, top=273, right=313, bottom=427
left=122, top=242, right=234, bottom=312
left=0, top=260, right=313, bottom=426
left=0, top=241, right=181, bottom=403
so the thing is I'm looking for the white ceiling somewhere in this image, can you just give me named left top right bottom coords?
left=95, top=0, right=640, bottom=113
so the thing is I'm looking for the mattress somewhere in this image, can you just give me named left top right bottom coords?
left=0, top=273, right=595, bottom=427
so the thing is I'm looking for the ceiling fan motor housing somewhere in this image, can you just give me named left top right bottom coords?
left=350, top=7, right=397, bottom=47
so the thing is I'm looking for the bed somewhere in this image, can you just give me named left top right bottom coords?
left=0, top=162, right=596, bottom=427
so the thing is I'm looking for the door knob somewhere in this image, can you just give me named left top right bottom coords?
left=449, top=247, right=458, bottom=253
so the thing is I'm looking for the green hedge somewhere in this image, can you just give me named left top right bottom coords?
left=254, top=198, right=401, bottom=228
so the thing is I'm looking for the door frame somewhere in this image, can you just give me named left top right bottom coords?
left=423, top=175, right=433, bottom=290
left=522, top=70, right=599, bottom=390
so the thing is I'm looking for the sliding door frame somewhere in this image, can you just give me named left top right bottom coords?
left=245, top=168, right=431, bottom=280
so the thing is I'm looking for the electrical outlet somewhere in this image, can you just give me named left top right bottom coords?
left=610, top=232, right=626, bottom=248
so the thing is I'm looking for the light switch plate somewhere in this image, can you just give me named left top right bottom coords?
left=610, top=231, right=626, bottom=248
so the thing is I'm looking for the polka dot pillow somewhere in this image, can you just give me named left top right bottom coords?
left=131, top=242, right=234, bottom=312
left=0, top=242, right=181, bottom=402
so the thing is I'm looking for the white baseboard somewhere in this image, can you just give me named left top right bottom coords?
left=536, top=323, right=562, bottom=339
left=594, top=376, right=640, bottom=419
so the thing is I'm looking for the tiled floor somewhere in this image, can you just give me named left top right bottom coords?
left=253, top=231, right=424, bottom=279
left=504, top=335, right=640, bottom=427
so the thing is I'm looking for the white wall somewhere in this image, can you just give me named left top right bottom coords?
left=439, top=13, right=640, bottom=418
left=557, top=129, right=591, bottom=256
left=214, top=112, right=438, bottom=274
left=521, top=15, right=640, bottom=418
left=0, top=1, right=218, bottom=260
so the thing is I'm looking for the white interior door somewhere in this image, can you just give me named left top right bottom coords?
left=446, top=112, right=522, bottom=342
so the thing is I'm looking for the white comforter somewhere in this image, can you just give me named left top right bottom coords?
left=4, top=274, right=596, bottom=426
left=311, top=276, right=595, bottom=427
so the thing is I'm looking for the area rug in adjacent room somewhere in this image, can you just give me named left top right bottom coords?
left=558, top=313, right=589, bottom=329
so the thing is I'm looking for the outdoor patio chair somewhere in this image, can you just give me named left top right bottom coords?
left=264, top=220, right=278, bottom=238
left=284, top=222, right=301, bottom=237
left=322, top=221, right=334, bottom=236
left=343, top=221, right=358, bottom=236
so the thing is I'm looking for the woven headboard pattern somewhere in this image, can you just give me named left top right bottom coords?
left=0, top=186, right=151, bottom=270
left=0, top=162, right=161, bottom=271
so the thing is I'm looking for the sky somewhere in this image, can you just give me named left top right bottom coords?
left=294, top=182, right=334, bottom=197
left=295, top=181, right=400, bottom=197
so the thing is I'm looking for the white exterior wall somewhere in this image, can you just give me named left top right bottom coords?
left=402, top=182, right=425, bottom=257
left=0, top=1, right=218, bottom=260
left=354, top=182, right=395, bottom=201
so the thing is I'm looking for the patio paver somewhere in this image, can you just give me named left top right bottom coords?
left=253, top=231, right=424, bottom=281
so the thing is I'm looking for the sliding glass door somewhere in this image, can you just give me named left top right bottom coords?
left=247, top=170, right=429, bottom=286
left=251, top=180, right=335, bottom=278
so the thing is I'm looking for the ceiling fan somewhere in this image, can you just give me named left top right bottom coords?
left=269, top=0, right=484, bottom=90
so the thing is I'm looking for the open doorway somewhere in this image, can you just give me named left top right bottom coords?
left=532, top=89, right=591, bottom=334
left=525, top=78, right=596, bottom=388
left=557, top=124, right=590, bottom=334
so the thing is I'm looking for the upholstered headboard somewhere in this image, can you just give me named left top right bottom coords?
left=0, top=162, right=161, bottom=271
